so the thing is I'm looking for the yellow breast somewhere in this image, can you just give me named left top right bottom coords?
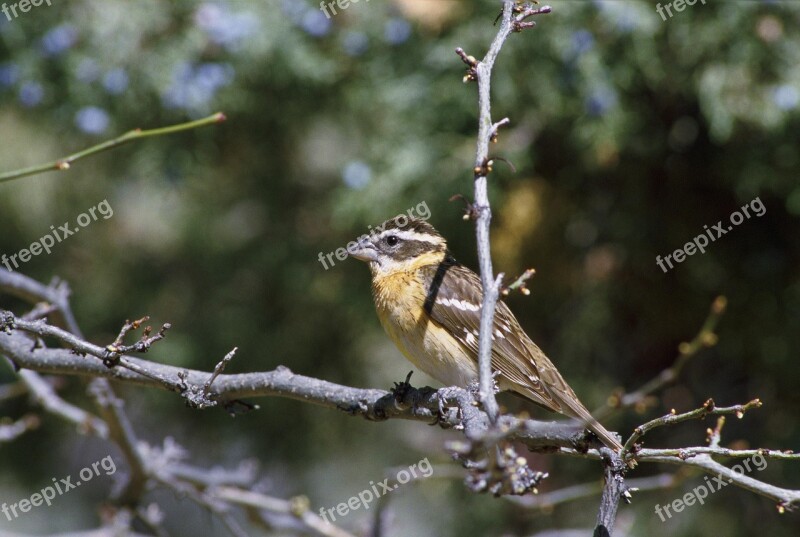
left=371, top=268, right=478, bottom=387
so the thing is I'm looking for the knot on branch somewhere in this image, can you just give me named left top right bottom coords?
left=371, top=372, right=439, bottom=422
left=0, top=310, right=15, bottom=333
left=473, top=158, right=494, bottom=177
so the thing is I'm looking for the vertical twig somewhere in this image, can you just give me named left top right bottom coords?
left=467, top=0, right=519, bottom=424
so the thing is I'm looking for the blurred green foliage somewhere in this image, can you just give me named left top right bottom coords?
left=1, top=1, right=799, bottom=535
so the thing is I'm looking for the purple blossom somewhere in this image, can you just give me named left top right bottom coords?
left=585, top=86, right=618, bottom=117
left=0, top=62, right=20, bottom=88
left=384, top=18, right=411, bottom=45
left=40, top=24, right=78, bottom=57
left=571, top=30, right=594, bottom=56
left=162, top=62, right=234, bottom=113
left=75, top=106, right=110, bottom=134
left=342, top=161, right=371, bottom=190
left=773, top=85, right=799, bottom=111
left=301, top=9, right=331, bottom=38
left=195, top=3, right=257, bottom=49
left=103, top=68, right=129, bottom=95
left=19, top=82, right=43, bottom=107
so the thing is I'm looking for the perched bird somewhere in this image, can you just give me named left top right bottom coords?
left=350, top=216, right=622, bottom=451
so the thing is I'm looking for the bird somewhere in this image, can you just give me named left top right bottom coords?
left=349, top=215, right=623, bottom=451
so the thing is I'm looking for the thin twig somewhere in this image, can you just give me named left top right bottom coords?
left=204, top=347, right=239, bottom=397
left=460, top=1, right=514, bottom=423
left=0, top=414, right=39, bottom=443
left=0, top=380, right=27, bottom=401
left=596, top=296, right=727, bottom=420
left=0, top=112, right=226, bottom=184
left=623, top=398, right=762, bottom=453
left=501, top=268, right=536, bottom=296
left=458, top=1, right=551, bottom=424
left=641, top=451, right=800, bottom=512
left=104, top=316, right=172, bottom=366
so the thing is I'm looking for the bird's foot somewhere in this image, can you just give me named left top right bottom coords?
left=390, top=371, right=415, bottom=403
left=435, top=386, right=467, bottom=426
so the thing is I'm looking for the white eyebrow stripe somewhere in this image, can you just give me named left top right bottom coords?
left=437, top=297, right=481, bottom=312
left=375, top=229, right=442, bottom=243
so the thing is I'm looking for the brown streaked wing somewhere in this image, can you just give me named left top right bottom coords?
left=419, top=258, right=566, bottom=413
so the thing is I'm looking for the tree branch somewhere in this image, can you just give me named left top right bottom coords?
left=3, top=266, right=799, bottom=535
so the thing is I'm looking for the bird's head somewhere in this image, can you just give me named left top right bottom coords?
left=350, top=217, right=447, bottom=276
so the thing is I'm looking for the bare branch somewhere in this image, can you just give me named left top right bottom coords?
left=2, top=312, right=185, bottom=394
left=623, top=398, right=762, bottom=453
left=3, top=268, right=799, bottom=530
left=212, top=487, right=358, bottom=537
left=595, top=449, right=629, bottom=536
left=507, top=473, right=678, bottom=511
left=0, top=311, right=595, bottom=451
left=88, top=378, right=149, bottom=505
left=1, top=269, right=165, bottom=511
left=640, top=451, right=800, bottom=512
left=17, top=369, right=108, bottom=437
left=0, top=414, right=39, bottom=443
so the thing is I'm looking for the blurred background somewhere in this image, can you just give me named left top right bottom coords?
left=1, top=0, right=799, bottom=535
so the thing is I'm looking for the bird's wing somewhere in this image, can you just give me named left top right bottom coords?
left=419, top=259, right=572, bottom=413
left=420, top=259, right=623, bottom=451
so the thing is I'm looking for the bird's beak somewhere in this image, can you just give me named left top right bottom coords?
left=349, top=236, right=379, bottom=263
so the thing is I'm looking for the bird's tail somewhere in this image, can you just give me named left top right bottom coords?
left=511, top=336, right=624, bottom=451
left=553, top=392, right=623, bottom=452
left=516, top=385, right=623, bottom=452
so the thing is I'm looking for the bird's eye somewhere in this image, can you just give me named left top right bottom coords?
left=385, top=235, right=400, bottom=247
